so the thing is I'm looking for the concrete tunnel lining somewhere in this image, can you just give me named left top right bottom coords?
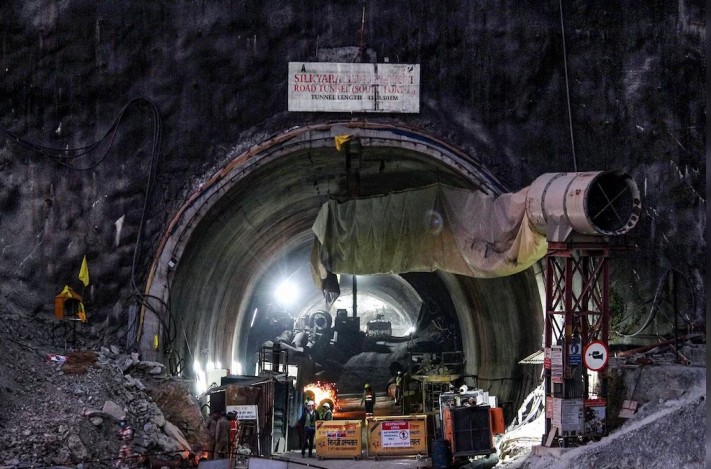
left=140, top=121, right=543, bottom=410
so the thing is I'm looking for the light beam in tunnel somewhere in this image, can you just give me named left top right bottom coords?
left=275, top=279, right=299, bottom=307
left=250, top=307, right=259, bottom=328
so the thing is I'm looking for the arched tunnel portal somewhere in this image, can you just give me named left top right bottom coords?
left=140, top=121, right=543, bottom=416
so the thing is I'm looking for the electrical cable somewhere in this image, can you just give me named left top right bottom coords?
left=613, top=297, right=654, bottom=326
left=617, top=268, right=696, bottom=338
left=558, top=0, right=578, bottom=171
left=2, top=98, right=176, bottom=351
left=112, top=99, right=181, bottom=355
left=1, top=97, right=152, bottom=171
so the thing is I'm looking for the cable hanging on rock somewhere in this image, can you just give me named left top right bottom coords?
left=1, top=97, right=158, bottom=171
left=0, top=98, right=178, bottom=359
left=558, top=0, right=578, bottom=172
left=616, top=268, right=696, bottom=338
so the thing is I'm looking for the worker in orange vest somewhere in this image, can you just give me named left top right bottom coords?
left=361, top=383, right=375, bottom=416
left=228, top=412, right=239, bottom=457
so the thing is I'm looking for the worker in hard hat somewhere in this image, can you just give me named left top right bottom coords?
left=298, top=400, right=318, bottom=457
left=320, top=402, right=333, bottom=420
left=361, top=383, right=376, bottom=416
left=394, top=371, right=403, bottom=405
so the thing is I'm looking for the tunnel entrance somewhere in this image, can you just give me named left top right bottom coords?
left=140, top=121, right=543, bottom=418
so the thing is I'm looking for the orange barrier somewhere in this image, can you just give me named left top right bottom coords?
left=315, top=419, right=362, bottom=460
left=489, top=407, right=505, bottom=434
left=366, top=415, right=428, bottom=459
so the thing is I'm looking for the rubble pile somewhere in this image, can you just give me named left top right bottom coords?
left=0, top=314, right=206, bottom=468
left=503, top=369, right=705, bottom=469
left=497, top=334, right=707, bottom=469
left=0, top=310, right=706, bottom=469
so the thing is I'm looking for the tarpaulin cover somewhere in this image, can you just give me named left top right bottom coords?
left=311, top=183, right=547, bottom=282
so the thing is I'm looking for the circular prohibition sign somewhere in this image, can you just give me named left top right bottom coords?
left=583, top=340, right=610, bottom=371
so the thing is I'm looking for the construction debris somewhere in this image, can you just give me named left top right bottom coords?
left=0, top=315, right=207, bottom=468
left=615, top=333, right=705, bottom=367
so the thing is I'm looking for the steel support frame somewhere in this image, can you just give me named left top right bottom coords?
left=543, top=242, right=611, bottom=441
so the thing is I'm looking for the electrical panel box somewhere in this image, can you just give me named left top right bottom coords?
left=442, top=406, right=495, bottom=457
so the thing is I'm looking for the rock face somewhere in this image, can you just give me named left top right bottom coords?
left=0, top=4, right=704, bottom=344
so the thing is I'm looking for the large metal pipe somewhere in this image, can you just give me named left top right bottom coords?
left=526, top=171, right=641, bottom=241
left=310, top=311, right=333, bottom=331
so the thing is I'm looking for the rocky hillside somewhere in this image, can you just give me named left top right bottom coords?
left=0, top=313, right=207, bottom=468
left=497, top=337, right=707, bottom=469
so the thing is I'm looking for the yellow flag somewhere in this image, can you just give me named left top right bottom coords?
left=78, top=255, right=90, bottom=287
left=334, top=135, right=353, bottom=152
left=77, top=303, right=87, bottom=323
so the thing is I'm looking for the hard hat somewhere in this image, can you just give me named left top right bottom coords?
left=307, top=400, right=315, bottom=406
left=322, top=403, right=330, bottom=408
left=397, top=371, right=402, bottom=374
left=364, top=383, right=370, bottom=388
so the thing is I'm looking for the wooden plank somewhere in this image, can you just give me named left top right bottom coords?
left=619, top=400, right=638, bottom=418
left=544, top=426, right=558, bottom=447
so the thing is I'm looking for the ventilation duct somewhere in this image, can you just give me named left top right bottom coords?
left=526, top=171, right=641, bottom=242
left=311, top=171, right=641, bottom=282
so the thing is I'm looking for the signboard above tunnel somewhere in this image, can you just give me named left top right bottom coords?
left=288, top=62, right=420, bottom=113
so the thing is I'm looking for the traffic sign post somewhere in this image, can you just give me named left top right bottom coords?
left=542, top=244, right=616, bottom=445
left=583, top=341, right=609, bottom=371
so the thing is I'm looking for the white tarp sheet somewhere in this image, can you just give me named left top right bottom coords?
left=311, top=183, right=547, bottom=281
